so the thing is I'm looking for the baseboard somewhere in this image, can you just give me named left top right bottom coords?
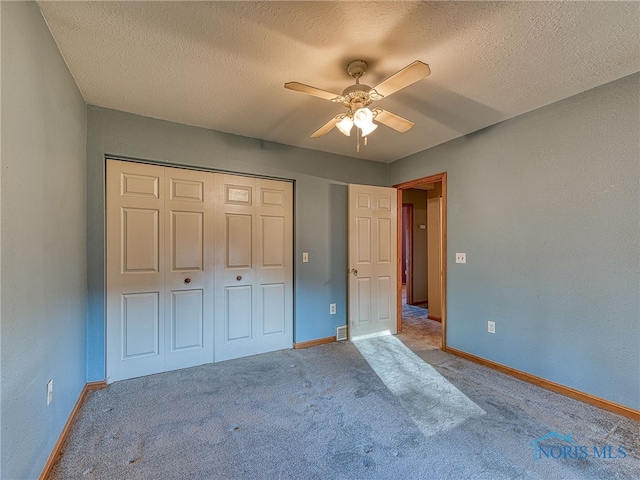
left=427, top=315, right=441, bottom=322
left=40, top=380, right=107, bottom=479
left=444, top=347, right=640, bottom=422
left=293, top=336, right=336, bottom=349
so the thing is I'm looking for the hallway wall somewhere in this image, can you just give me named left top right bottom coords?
left=402, top=189, right=428, bottom=303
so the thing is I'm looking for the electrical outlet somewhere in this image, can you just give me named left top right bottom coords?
left=488, top=321, right=495, bottom=334
left=302, top=252, right=309, bottom=263
left=456, top=253, right=466, bottom=264
left=47, top=379, right=53, bottom=405
left=330, top=303, right=336, bottom=315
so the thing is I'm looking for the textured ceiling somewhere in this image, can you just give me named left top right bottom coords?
left=38, top=1, right=640, bottom=163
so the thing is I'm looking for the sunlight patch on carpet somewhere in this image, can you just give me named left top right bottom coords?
left=354, top=335, right=485, bottom=437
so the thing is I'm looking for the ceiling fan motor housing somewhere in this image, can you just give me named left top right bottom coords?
left=341, top=83, right=373, bottom=111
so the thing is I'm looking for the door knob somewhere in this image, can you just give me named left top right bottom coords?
left=236, top=275, right=242, bottom=281
left=351, top=269, right=358, bottom=276
left=184, top=278, right=191, bottom=284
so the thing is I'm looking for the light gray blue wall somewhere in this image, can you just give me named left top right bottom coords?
left=86, top=106, right=388, bottom=381
left=0, top=2, right=88, bottom=478
left=390, top=73, right=640, bottom=410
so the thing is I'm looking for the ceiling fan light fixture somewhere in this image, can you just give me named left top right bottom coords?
left=353, top=107, right=372, bottom=125
left=336, top=116, right=354, bottom=136
left=359, top=121, right=378, bottom=137
left=353, top=107, right=378, bottom=137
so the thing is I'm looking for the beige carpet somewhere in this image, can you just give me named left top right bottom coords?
left=50, top=314, right=639, bottom=479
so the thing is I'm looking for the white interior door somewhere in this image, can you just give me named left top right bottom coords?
left=106, top=161, right=166, bottom=382
left=214, top=175, right=293, bottom=361
left=163, top=166, right=214, bottom=371
left=255, top=178, right=293, bottom=354
left=348, top=184, right=398, bottom=340
left=107, top=160, right=215, bottom=382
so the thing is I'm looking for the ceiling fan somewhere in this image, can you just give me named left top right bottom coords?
left=285, top=60, right=430, bottom=150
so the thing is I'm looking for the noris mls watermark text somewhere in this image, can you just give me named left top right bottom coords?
left=532, top=432, right=628, bottom=461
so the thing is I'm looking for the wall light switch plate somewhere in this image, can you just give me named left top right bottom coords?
left=456, top=253, right=466, bottom=264
left=488, top=321, right=495, bottom=334
left=302, top=252, right=309, bottom=263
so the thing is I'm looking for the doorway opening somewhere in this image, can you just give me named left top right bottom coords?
left=395, top=173, right=447, bottom=350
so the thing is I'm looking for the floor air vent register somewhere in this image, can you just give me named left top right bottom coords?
left=336, top=325, right=348, bottom=341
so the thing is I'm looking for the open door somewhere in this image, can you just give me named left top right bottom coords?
left=427, top=195, right=443, bottom=321
left=348, top=184, right=398, bottom=340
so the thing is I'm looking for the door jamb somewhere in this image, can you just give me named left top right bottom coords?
left=394, top=173, right=447, bottom=349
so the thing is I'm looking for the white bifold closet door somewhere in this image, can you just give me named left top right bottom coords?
left=106, top=160, right=214, bottom=382
left=106, top=160, right=292, bottom=383
left=213, top=174, right=293, bottom=361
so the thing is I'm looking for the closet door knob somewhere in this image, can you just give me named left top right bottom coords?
left=184, top=278, right=191, bottom=284
left=236, top=275, right=242, bottom=281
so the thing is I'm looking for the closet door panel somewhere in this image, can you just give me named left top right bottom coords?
left=214, top=176, right=293, bottom=360
left=164, top=166, right=214, bottom=371
left=106, top=160, right=165, bottom=382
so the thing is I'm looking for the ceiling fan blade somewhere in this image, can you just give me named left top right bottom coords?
left=284, top=82, right=343, bottom=103
left=369, top=61, right=431, bottom=99
left=310, top=115, right=343, bottom=138
left=373, top=109, right=415, bottom=133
